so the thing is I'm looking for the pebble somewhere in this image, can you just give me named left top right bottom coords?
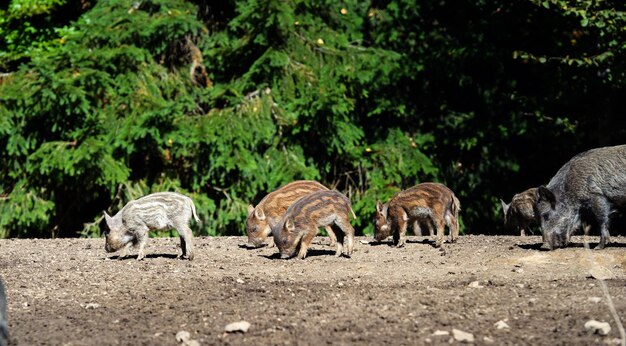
left=85, top=303, right=101, bottom=309
left=587, top=266, right=616, bottom=280
left=452, top=329, right=475, bottom=343
left=432, top=330, right=449, bottom=336
left=494, top=320, right=509, bottom=330
left=236, top=278, right=245, bottom=284
left=225, top=321, right=251, bottom=333
left=468, top=281, right=483, bottom=288
left=176, top=331, right=191, bottom=342
left=584, top=320, right=611, bottom=335
left=483, top=336, right=495, bottom=344
left=588, top=297, right=602, bottom=303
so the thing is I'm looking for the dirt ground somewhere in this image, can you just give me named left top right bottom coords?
left=1, top=234, right=626, bottom=345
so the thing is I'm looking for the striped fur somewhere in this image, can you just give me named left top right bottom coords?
left=375, top=183, right=460, bottom=248
left=501, top=188, right=538, bottom=236
left=271, top=190, right=356, bottom=259
left=246, top=180, right=336, bottom=247
left=104, top=192, right=199, bottom=260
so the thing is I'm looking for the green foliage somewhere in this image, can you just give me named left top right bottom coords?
left=1, top=0, right=624, bottom=238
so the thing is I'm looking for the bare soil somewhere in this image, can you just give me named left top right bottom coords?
left=1, top=235, right=626, bottom=345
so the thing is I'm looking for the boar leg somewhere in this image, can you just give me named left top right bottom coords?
left=135, top=227, right=149, bottom=261
left=176, top=225, right=195, bottom=260
left=450, top=215, right=459, bottom=243
left=334, top=219, right=354, bottom=257
left=297, top=227, right=318, bottom=260
left=393, top=211, right=409, bottom=247
left=118, top=242, right=133, bottom=260
left=412, top=221, right=422, bottom=236
left=325, top=226, right=337, bottom=247
left=434, top=215, right=446, bottom=248
left=591, top=200, right=612, bottom=250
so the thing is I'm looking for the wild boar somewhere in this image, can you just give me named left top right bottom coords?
left=500, top=188, right=538, bottom=236
left=104, top=192, right=199, bottom=260
left=374, top=183, right=460, bottom=248
left=376, top=202, right=435, bottom=237
left=536, top=145, right=626, bottom=250
left=0, top=279, right=7, bottom=346
left=271, top=190, right=356, bottom=259
left=246, top=180, right=336, bottom=247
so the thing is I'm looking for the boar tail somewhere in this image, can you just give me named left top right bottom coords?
left=190, top=200, right=200, bottom=223
left=350, top=207, right=357, bottom=220
left=452, top=195, right=461, bottom=215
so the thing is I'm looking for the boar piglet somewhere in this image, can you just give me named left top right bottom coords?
left=501, top=188, right=538, bottom=236
left=271, top=190, right=356, bottom=259
left=247, top=180, right=336, bottom=247
left=375, top=183, right=460, bottom=248
left=537, top=145, right=626, bottom=250
left=0, top=279, right=7, bottom=346
left=104, top=192, right=199, bottom=260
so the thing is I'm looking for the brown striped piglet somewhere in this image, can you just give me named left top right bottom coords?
left=375, top=183, right=460, bottom=248
left=247, top=180, right=336, bottom=247
left=104, top=192, right=199, bottom=260
left=270, top=190, right=356, bottom=259
left=501, top=188, right=538, bottom=236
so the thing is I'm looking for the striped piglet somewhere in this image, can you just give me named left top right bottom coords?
left=104, top=192, right=199, bottom=260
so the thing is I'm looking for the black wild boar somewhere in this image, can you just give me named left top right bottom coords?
left=500, top=188, right=538, bottom=236
left=374, top=183, right=460, bottom=248
left=536, top=145, right=626, bottom=249
left=271, top=190, right=356, bottom=259
left=0, top=278, right=7, bottom=346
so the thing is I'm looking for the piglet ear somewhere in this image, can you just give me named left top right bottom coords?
left=537, top=186, right=556, bottom=209
left=500, top=199, right=509, bottom=215
left=376, top=200, right=384, bottom=214
left=103, top=211, right=113, bottom=227
left=247, top=205, right=255, bottom=217
left=285, top=219, right=296, bottom=232
left=255, top=208, right=266, bottom=221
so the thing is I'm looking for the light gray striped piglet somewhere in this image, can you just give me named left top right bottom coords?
left=104, top=192, right=199, bottom=260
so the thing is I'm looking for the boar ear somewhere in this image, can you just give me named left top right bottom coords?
left=537, top=186, right=556, bottom=208
left=254, top=208, right=266, bottom=221
left=267, top=217, right=277, bottom=229
left=376, top=200, right=384, bottom=214
left=285, top=219, right=296, bottom=232
left=500, top=199, right=509, bottom=215
left=103, top=211, right=112, bottom=225
left=247, top=205, right=255, bottom=217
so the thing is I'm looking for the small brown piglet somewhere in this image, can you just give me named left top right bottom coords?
left=271, top=190, right=356, bottom=259
left=374, top=182, right=460, bottom=248
left=246, top=180, right=337, bottom=247
left=500, top=188, right=538, bottom=236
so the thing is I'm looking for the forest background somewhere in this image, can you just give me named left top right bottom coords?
left=1, top=0, right=625, bottom=238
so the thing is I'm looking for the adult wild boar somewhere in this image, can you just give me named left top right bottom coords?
left=0, top=279, right=8, bottom=346
left=104, top=192, right=199, bottom=260
left=537, top=145, right=626, bottom=249
left=246, top=180, right=336, bottom=247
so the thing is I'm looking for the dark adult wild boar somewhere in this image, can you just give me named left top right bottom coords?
left=537, top=145, right=626, bottom=249
left=271, top=190, right=356, bottom=259
left=0, top=279, right=8, bottom=346
left=246, top=180, right=336, bottom=247
left=104, top=192, right=199, bottom=260
left=501, top=188, right=538, bottom=236
left=375, top=183, right=460, bottom=248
